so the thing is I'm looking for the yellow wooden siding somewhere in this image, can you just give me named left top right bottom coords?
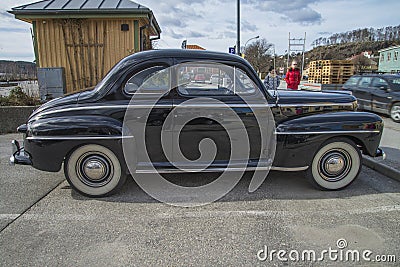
left=35, top=18, right=138, bottom=93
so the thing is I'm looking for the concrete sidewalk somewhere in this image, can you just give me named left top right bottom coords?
left=363, top=117, right=400, bottom=182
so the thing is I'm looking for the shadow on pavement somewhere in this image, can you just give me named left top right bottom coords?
left=70, top=169, right=400, bottom=204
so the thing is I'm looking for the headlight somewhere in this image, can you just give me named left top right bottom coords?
left=352, top=100, right=358, bottom=111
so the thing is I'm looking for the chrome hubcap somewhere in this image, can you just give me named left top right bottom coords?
left=391, top=106, right=400, bottom=121
left=82, top=157, right=107, bottom=181
left=324, top=155, right=345, bottom=175
left=319, top=149, right=351, bottom=182
left=76, top=153, right=113, bottom=187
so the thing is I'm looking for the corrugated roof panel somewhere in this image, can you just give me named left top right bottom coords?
left=64, top=0, right=86, bottom=9
left=99, top=0, right=120, bottom=9
left=117, top=0, right=141, bottom=9
left=12, top=0, right=150, bottom=11
left=18, top=0, right=52, bottom=10
left=82, top=0, right=103, bottom=9
left=45, top=0, right=69, bottom=9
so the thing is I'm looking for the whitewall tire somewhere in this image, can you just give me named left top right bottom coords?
left=306, top=138, right=361, bottom=190
left=64, top=144, right=126, bottom=197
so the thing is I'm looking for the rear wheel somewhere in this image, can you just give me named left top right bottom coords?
left=64, top=144, right=126, bottom=197
left=306, top=138, right=361, bottom=190
left=390, top=103, right=400, bottom=122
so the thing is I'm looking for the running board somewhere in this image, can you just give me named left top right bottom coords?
left=135, top=166, right=309, bottom=174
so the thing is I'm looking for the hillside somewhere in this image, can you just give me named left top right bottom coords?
left=304, top=40, right=399, bottom=61
left=0, top=60, right=37, bottom=81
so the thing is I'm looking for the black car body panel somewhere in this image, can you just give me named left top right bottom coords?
left=13, top=50, right=384, bottom=176
left=342, top=74, right=400, bottom=118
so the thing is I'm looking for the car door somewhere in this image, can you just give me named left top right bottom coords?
left=370, top=77, right=391, bottom=115
left=172, top=61, right=270, bottom=169
left=354, top=76, right=373, bottom=110
left=121, top=61, right=174, bottom=167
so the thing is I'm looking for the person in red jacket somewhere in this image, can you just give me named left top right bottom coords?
left=285, top=61, right=301, bottom=90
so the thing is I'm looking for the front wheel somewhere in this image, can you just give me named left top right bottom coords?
left=390, top=103, right=400, bottom=123
left=64, top=144, right=126, bottom=197
left=306, top=138, right=362, bottom=190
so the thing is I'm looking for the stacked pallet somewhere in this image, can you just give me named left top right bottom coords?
left=308, top=60, right=354, bottom=84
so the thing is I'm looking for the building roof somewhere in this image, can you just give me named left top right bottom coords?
left=379, top=45, right=400, bottom=53
left=11, top=0, right=148, bottom=12
left=186, top=44, right=206, bottom=50
left=9, top=0, right=161, bottom=34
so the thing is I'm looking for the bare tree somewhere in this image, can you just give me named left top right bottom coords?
left=352, top=55, right=373, bottom=73
left=242, top=38, right=273, bottom=76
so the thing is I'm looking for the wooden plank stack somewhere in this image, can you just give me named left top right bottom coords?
left=308, top=60, right=355, bottom=84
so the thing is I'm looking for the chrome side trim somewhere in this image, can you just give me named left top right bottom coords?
left=37, top=102, right=355, bottom=117
left=279, top=103, right=354, bottom=108
left=37, top=104, right=273, bottom=117
left=275, top=130, right=380, bottom=135
left=26, top=131, right=380, bottom=140
left=26, top=135, right=134, bottom=141
left=135, top=166, right=308, bottom=174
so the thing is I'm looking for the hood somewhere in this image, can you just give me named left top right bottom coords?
left=276, top=90, right=356, bottom=105
left=28, top=90, right=95, bottom=120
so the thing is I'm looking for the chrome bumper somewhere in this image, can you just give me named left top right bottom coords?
left=9, top=140, right=32, bottom=166
left=375, top=148, right=386, bottom=160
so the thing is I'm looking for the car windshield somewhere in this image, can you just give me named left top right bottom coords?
left=388, top=77, right=400, bottom=91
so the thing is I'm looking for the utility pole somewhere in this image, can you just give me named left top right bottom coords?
left=236, top=0, right=240, bottom=56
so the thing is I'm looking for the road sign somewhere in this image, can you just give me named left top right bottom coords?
left=229, top=47, right=236, bottom=54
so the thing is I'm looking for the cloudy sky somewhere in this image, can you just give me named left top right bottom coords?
left=0, top=0, right=399, bottom=62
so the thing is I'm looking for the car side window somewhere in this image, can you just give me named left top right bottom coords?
left=358, top=77, right=373, bottom=87
left=344, top=76, right=360, bottom=86
left=371, top=78, right=389, bottom=89
left=177, top=63, right=256, bottom=96
left=124, top=66, right=170, bottom=94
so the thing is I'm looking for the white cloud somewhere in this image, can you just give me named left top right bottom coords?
left=0, top=0, right=400, bottom=61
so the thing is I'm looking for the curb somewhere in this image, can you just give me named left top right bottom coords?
left=362, top=156, right=400, bottom=183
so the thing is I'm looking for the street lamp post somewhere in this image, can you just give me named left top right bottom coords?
left=237, top=0, right=240, bottom=56
left=270, top=44, right=276, bottom=71
left=243, top=36, right=260, bottom=57
left=244, top=36, right=260, bottom=49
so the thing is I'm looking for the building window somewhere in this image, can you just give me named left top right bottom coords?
left=395, top=51, right=399, bottom=61
left=387, top=52, right=391, bottom=61
left=380, top=53, right=385, bottom=62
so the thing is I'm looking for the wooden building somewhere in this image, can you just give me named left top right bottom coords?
left=9, top=0, right=161, bottom=93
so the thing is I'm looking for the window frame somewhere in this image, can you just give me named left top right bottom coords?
left=371, top=77, right=389, bottom=89
left=123, top=64, right=171, bottom=95
left=176, top=63, right=259, bottom=98
left=358, top=76, right=373, bottom=87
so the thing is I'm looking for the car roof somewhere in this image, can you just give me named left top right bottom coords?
left=121, top=49, right=249, bottom=65
left=353, top=74, right=400, bottom=79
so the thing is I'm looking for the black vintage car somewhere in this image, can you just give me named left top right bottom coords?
left=10, top=50, right=385, bottom=197
left=342, top=74, right=400, bottom=122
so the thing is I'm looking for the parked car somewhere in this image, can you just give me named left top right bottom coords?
left=342, top=74, right=400, bottom=122
left=210, top=74, right=220, bottom=84
left=10, top=50, right=384, bottom=197
left=194, top=73, right=206, bottom=83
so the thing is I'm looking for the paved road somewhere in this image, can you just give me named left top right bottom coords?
left=0, top=134, right=64, bottom=231
left=1, top=133, right=399, bottom=266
